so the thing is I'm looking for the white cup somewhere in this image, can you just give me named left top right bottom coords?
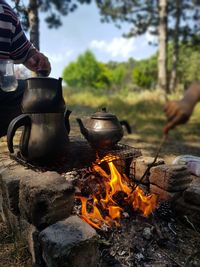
left=0, top=60, right=18, bottom=92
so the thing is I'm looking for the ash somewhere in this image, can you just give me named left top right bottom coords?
left=96, top=204, right=200, bottom=267
left=72, top=200, right=200, bottom=267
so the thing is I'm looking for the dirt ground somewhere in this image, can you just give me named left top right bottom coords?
left=1, top=114, right=200, bottom=267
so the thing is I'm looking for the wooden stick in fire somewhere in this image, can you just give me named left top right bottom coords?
left=131, top=93, right=169, bottom=193
left=131, top=134, right=168, bottom=193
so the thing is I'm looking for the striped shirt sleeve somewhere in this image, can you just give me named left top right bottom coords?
left=0, top=1, right=34, bottom=63
left=10, top=18, right=33, bottom=63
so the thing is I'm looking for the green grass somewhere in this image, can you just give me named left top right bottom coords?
left=64, top=88, right=200, bottom=137
left=63, top=87, right=200, bottom=160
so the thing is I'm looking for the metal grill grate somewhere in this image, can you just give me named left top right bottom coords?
left=9, top=137, right=141, bottom=175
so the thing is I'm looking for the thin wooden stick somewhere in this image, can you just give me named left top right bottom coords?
left=131, top=134, right=168, bottom=193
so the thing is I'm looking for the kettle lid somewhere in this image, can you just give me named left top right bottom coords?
left=91, top=108, right=117, bottom=120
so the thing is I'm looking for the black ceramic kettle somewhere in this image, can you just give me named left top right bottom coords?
left=7, top=77, right=71, bottom=161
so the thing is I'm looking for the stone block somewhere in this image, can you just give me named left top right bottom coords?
left=0, top=166, right=32, bottom=232
left=0, top=165, right=33, bottom=215
left=150, top=184, right=182, bottom=202
left=183, top=185, right=200, bottom=206
left=19, top=219, right=45, bottom=266
left=130, top=156, right=165, bottom=184
left=39, top=215, right=100, bottom=267
left=19, top=171, right=75, bottom=230
left=149, top=164, right=192, bottom=191
left=2, top=208, right=20, bottom=235
left=0, top=187, right=5, bottom=222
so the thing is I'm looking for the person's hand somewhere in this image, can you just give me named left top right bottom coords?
left=24, top=50, right=51, bottom=76
left=163, top=100, right=194, bottom=134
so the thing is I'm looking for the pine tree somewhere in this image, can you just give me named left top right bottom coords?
left=12, top=0, right=81, bottom=49
left=95, top=0, right=200, bottom=93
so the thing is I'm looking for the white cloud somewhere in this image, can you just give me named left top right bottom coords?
left=46, top=50, right=74, bottom=64
left=90, top=37, right=136, bottom=59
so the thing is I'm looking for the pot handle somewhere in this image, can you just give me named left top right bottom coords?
left=64, top=108, right=72, bottom=134
left=7, top=114, right=31, bottom=154
left=120, top=120, right=132, bottom=134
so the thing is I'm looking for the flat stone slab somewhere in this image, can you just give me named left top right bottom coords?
left=183, top=184, right=200, bottom=206
left=39, top=215, right=100, bottom=267
left=19, top=171, right=75, bottom=230
left=149, top=164, right=192, bottom=192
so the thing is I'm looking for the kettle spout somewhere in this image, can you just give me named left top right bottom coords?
left=76, top=118, right=88, bottom=138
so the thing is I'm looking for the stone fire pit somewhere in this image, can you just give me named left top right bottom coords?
left=0, top=137, right=200, bottom=267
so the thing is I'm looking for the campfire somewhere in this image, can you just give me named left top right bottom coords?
left=1, top=138, right=200, bottom=267
left=75, top=153, right=158, bottom=230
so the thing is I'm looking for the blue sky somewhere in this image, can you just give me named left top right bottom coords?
left=8, top=1, right=157, bottom=78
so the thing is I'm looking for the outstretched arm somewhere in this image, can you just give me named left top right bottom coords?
left=164, top=82, right=200, bottom=134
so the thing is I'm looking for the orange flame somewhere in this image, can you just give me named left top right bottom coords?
left=76, top=154, right=158, bottom=229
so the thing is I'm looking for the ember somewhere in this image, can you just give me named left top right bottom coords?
left=76, top=154, right=158, bottom=229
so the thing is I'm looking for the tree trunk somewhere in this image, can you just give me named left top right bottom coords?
left=28, top=0, right=40, bottom=50
left=157, top=0, right=168, bottom=93
left=169, top=0, right=181, bottom=92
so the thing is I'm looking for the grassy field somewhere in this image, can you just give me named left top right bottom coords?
left=64, top=88, right=200, bottom=163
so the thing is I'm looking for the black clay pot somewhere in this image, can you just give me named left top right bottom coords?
left=22, top=77, right=65, bottom=113
left=7, top=110, right=71, bottom=161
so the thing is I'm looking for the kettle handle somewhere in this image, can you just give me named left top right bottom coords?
left=7, top=114, right=31, bottom=154
left=64, top=108, right=72, bottom=134
left=120, top=120, right=132, bottom=134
